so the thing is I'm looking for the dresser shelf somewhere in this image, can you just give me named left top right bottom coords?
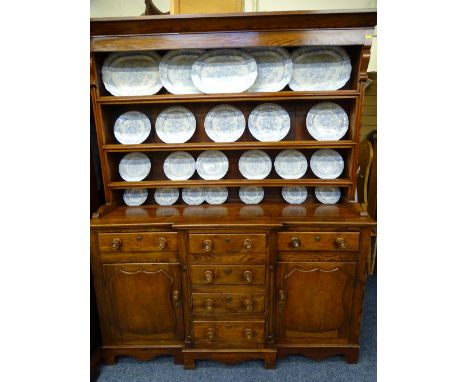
left=97, top=90, right=361, bottom=105
left=103, top=140, right=356, bottom=153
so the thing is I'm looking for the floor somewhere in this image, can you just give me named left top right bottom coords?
left=97, top=275, right=377, bottom=382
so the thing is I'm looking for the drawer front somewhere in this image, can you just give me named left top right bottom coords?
left=189, top=234, right=267, bottom=254
left=192, top=293, right=265, bottom=314
left=190, top=265, right=265, bottom=285
left=278, top=232, right=360, bottom=252
left=98, top=232, right=178, bottom=252
left=188, top=251, right=266, bottom=265
left=193, top=320, right=265, bottom=343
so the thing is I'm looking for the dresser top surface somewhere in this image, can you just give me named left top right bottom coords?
left=91, top=202, right=375, bottom=229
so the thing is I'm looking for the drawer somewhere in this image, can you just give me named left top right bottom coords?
left=192, top=320, right=265, bottom=343
left=278, top=232, right=360, bottom=252
left=190, top=265, right=265, bottom=285
left=192, top=293, right=265, bottom=314
left=98, top=232, right=178, bottom=252
left=189, top=234, right=267, bottom=254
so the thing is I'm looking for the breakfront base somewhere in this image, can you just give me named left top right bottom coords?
left=182, top=348, right=277, bottom=369
left=101, top=345, right=183, bottom=365
left=277, top=345, right=360, bottom=364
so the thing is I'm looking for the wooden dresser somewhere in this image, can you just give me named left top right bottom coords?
left=90, top=10, right=377, bottom=369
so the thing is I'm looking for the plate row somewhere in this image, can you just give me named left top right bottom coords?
left=122, top=186, right=342, bottom=207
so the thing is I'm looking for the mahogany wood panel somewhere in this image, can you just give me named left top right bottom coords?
left=191, top=292, right=265, bottom=314
left=277, top=232, right=360, bottom=251
left=190, top=265, right=265, bottom=286
left=91, top=29, right=373, bottom=52
left=91, top=10, right=377, bottom=36
left=189, top=233, right=267, bottom=254
left=276, top=262, right=356, bottom=341
left=101, top=263, right=184, bottom=343
left=98, top=232, right=178, bottom=252
left=192, top=320, right=265, bottom=344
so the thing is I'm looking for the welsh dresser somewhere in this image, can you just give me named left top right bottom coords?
left=90, top=9, right=377, bottom=369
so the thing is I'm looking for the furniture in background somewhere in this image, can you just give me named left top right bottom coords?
left=90, top=10, right=377, bottom=369
left=90, top=115, right=104, bottom=381
left=170, top=0, right=244, bottom=14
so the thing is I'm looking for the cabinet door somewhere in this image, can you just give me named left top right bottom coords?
left=102, top=263, right=183, bottom=344
left=276, top=262, right=356, bottom=341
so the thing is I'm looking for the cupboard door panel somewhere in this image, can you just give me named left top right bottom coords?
left=102, top=263, right=183, bottom=343
left=277, top=262, right=356, bottom=340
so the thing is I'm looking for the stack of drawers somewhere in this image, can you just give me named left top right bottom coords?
left=187, top=233, right=268, bottom=345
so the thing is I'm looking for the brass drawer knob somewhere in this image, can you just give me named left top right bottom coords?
left=242, top=270, right=253, bottom=283
left=290, top=237, right=301, bottom=248
left=203, top=270, right=214, bottom=283
left=243, top=239, right=253, bottom=250
left=201, top=239, right=213, bottom=252
left=242, top=298, right=253, bottom=311
left=204, top=298, right=215, bottom=311
left=156, top=237, right=167, bottom=249
left=111, top=238, right=122, bottom=250
left=243, top=328, right=254, bottom=340
left=206, top=328, right=215, bottom=340
left=335, top=237, right=347, bottom=249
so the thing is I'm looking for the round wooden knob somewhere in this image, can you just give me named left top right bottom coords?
left=206, top=328, right=215, bottom=340
left=242, top=270, right=253, bottom=283
left=243, top=328, right=254, bottom=340
left=243, top=239, right=253, bottom=250
left=201, top=239, right=213, bottom=252
left=335, top=237, right=346, bottom=249
left=204, top=299, right=215, bottom=311
left=243, top=298, right=253, bottom=311
left=156, top=237, right=167, bottom=249
left=111, top=238, right=122, bottom=250
left=203, top=270, right=214, bottom=283
left=290, top=237, right=301, bottom=248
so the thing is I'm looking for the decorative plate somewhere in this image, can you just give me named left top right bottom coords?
left=182, top=187, right=205, bottom=205
left=102, top=51, right=162, bottom=96
left=114, top=111, right=151, bottom=144
left=205, top=187, right=229, bottom=205
left=310, top=149, right=344, bottom=179
left=123, top=188, right=148, bottom=206
left=155, top=106, right=196, bottom=143
left=289, top=46, right=352, bottom=91
left=245, top=47, right=292, bottom=92
left=163, top=151, right=196, bottom=180
left=248, top=103, right=290, bottom=142
left=191, top=49, right=257, bottom=94
left=118, top=152, right=151, bottom=181
left=282, top=186, right=308, bottom=204
left=196, top=150, right=229, bottom=180
left=239, top=150, right=272, bottom=180
left=239, top=186, right=264, bottom=205
left=159, top=49, right=205, bottom=94
left=204, top=104, right=246, bottom=142
left=306, top=102, right=349, bottom=141
left=154, top=188, right=179, bottom=206
left=274, top=150, right=308, bottom=179
left=315, top=186, right=341, bottom=204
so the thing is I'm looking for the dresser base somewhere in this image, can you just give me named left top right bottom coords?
left=101, top=345, right=183, bottom=365
left=277, top=345, right=360, bottom=364
left=182, top=348, right=277, bottom=369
